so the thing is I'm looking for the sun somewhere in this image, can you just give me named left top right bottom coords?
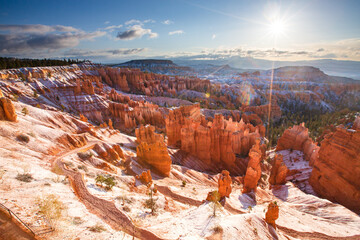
left=268, top=19, right=286, bottom=36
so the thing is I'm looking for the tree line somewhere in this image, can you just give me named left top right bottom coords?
left=0, top=57, right=85, bottom=70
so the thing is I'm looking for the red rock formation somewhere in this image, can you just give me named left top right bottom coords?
left=0, top=97, right=17, bottom=121
left=243, top=139, right=262, bottom=193
left=276, top=123, right=319, bottom=165
left=136, top=125, right=172, bottom=177
left=57, top=134, right=87, bottom=149
left=218, top=170, right=232, bottom=198
left=309, top=127, right=360, bottom=212
left=109, top=90, right=165, bottom=131
left=136, top=170, right=152, bottom=186
left=165, top=103, right=201, bottom=147
left=265, top=202, right=279, bottom=228
left=166, top=104, right=264, bottom=171
left=269, top=154, right=288, bottom=186
left=93, top=143, right=124, bottom=164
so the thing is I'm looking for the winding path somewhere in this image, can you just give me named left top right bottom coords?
left=52, top=142, right=165, bottom=240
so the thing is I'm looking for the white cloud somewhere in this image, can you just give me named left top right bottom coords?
left=125, top=19, right=143, bottom=25
left=117, top=25, right=158, bottom=40
left=169, top=30, right=184, bottom=35
left=64, top=48, right=146, bottom=58
left=162, top=20, right=173, bottom=25
left=104, top=21, right=110, bottom=25
left=103, top=24, right=123, bottom=32
left=212, top=34, right=216, bottom=39
left=0, top=24, right=106, bottom=56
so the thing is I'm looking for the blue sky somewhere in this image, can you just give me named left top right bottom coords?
left=0, top=0, right=359, bottom=63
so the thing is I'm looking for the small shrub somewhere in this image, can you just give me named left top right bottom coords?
left=12, top=94, right=19, bottom=102
left=248, top=206, right=252, bottom=212
left=116, top=195, right=133, bottom=204
left=36, top=194, right=66, bottom=229
left=16, top=173, right=33, bottom=182
left=144, top=187, right=158, bottom=214
left=95, top=174, right=116, bottom=190
left=72, top=216, right=84, bottom=225
left=89, top=223, right=106, bottom=233
left=253, top=228, right=258, bottom=235
left=181, top=180, right=187, bottom=187
left=212, top=225, right=223, bottom=234
left=22, top=107, right=29, bottom=116
left=122, top=206, right=131, bottom=212
left=16, top=134, right=30, bottom=143
left=33, top=91, right=38, bottom=98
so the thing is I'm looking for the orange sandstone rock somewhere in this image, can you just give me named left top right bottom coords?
left=136, top=125, right=172, bottom=177
left=276, top=123, right=319, bottom=165
left=243, top=139, right=262, bottom=193
left=309, top=127, right=360, bottom=212
left=269, top=154, right=288, bottom=186
left=218, top=170, right=232, bottom=198
left=136, top=170, right=152, bottom=186
left=265, top=202, right=279, bottom=228
left=79, top=114, right=88, bottom=122
left=57, top=134, right=87, bottom=149
left=0, top=97, right=17, bottom=121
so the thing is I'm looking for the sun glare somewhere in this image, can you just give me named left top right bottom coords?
left=268, top=19, right=286, bottom=36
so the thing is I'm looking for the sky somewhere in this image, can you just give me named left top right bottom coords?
left=0, top=0, right=360, bottom=63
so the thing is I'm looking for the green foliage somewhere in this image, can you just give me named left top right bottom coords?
left=21, top=107, right=29, bottom=116
left=0, top=57, right=84, bottom=70
left=181, top=180, right=187, bottom=187
left=267, top=108, right=358, bottom=148
left=95, top=174, right=116, bottom=190
left=33, top=90, right=38, bottom=98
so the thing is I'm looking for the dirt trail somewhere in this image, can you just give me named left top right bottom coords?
left=51, top=143, right=165, bottom=240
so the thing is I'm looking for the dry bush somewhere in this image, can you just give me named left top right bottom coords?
left=16, top=134, right=30, bottom=143
left=212, top=225, right=223, bottom=234
left=88, top=223, right=106, bottom=233
left=72, top=216, right=84, bottom=225
left=16, top=173, right=33, bottom=182
left=36, top=194, right=67, bottom=229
